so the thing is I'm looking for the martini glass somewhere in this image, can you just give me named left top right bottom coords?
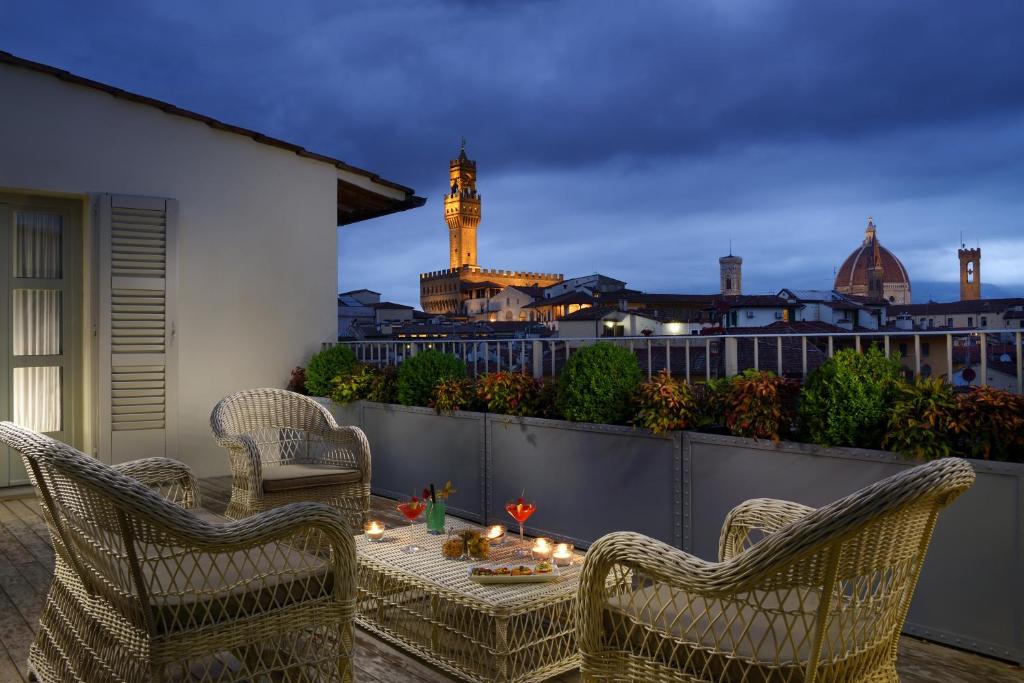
left=505, top=499, right=537, bottom=558
left=397, top=501, right=425, bottom=554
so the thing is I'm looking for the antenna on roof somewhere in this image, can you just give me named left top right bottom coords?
left=460, top=136, right=466, bottom=152
left=960, top=230, right=964, bottom=249
left=728, top=237, right=732, bottom=256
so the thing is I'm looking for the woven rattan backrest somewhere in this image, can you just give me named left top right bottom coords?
left=210, top=388, right=336, bottom=439
left=725, top=458, right=974, bottom=671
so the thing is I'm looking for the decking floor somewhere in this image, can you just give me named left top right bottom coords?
left=0, top=476, right=1019, bottom=682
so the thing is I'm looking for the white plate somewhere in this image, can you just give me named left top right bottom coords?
left=467, top=562, right=560, bottom=584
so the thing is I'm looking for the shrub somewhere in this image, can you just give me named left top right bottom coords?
left=286, top=367, right=307, bottom=395
left=367, top=366, right=399, bottom=404
left=557, top=343, right=642, bottom=424
left=798, top=347, right=904, bottom=449
left=632, top=369, right=697, bottom=435
left=305, top=345, right=358, bottom=397
left=396, top=349, right=467, bottom=407
left=883, top=379, right=960, bottom=460
left=725, top=370, right=797, bottom=442
left=476, top=372, right=540, bottom=416
left=330, top=364, right=376, bottom=404
left=431, top=378, right=476, bottom=414
left=694, top=376, right=733, bottom=429
left=956, top=386, right=1024, bottom=462
left=534, top=378, right=562, bottom=420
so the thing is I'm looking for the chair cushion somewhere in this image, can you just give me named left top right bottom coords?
left=261, top=463, right=362, bottom=493
left=146, top=509, right=335, bottom=634
left=605, top=582, right=876, bottom=672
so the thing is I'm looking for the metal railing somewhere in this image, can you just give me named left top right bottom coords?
left=325, top=329, right=1024, bottom=392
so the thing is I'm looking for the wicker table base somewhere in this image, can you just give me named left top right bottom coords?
left=355, top=520, right=584, bottom=683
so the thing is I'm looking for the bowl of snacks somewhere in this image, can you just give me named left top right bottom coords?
left=442, top=535, right=466, bottom=560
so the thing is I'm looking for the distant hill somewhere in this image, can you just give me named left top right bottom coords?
left=910, top=281, right=1023, bottom=303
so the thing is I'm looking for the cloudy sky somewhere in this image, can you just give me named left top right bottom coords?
left=8, top=1, right=1024, bottom=305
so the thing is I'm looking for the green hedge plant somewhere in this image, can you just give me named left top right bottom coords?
left=882, top=378, right=960, bottom=460
left=557, top=343, right=642, bottom=424
left=396, top=349, right=467, bottom=407
left=304, top=345, right=358, bottom=397
left=798, top=347, right=904, bottom=449
left=632, top=369, right=697, bottom=435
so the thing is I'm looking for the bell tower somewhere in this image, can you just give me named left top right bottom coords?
left=959, top=243, right=981, bottom=301
left=444, top=141, right=481, bottom=269
left=719, top=251, right=742, bottom=296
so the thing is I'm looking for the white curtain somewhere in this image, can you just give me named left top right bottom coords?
left=13, top=367, right=61, bottom=433
left=13, top=289, right=62, bottom=356
left=15, top=212, right=62, bottom=278
left=11, top=211, right=65, bottom=433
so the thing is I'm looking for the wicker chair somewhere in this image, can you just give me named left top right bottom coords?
left=577, top=458, right=976, bottom=683
left=0, top=421, right=357, bottom=683
left=210, top=388, right=371, bottom=525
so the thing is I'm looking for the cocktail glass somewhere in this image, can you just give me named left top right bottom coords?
left=397, top=501, right=425, bottom=554
left=505, top=499, right=536, bottom=558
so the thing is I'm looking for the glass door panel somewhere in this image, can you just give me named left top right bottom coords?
left=2, top=201, right=78, bottom=487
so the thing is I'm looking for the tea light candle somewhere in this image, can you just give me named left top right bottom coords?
left=531, top=537, right=553, bottom=560
left=553, top=542, right=574, bottom=567
left=486, top=524, right=506, bottom=544
left=364, top=520, right=385, bottom=542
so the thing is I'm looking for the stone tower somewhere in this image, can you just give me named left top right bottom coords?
left=444, top=143, right=481, bottom=269
left=959, top=245, right=981, bottom=301
left=719, top=252, right=742, bottom=296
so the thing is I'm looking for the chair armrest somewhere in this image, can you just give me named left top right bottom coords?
left=138, top=502, right=357, bottom=602
left=718, top=497, right=815, bottom=562
left=113, top=457, right=201, bottom=509
left=308, top=426, right=371, bottom=481
left=578, top=531, right=737, bottom=656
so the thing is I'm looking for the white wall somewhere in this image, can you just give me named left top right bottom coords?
left=1, top=65, right=339, bottom=477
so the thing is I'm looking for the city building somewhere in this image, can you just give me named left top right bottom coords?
left=834, top=218, right=912, bottom=304
left=419, top=146, right=562, bottom=314
left=557, top=306, right=699, bottom=340
left=0, top=51, right=423, bottom=482
left=887, top=298, right=1024, bottom=330
left=465, top=284, right=545, bottom=322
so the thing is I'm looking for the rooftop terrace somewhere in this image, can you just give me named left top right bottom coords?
left=0, top=477, right=1019, bottom=682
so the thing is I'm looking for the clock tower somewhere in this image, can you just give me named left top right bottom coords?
left=444, top=142, right=481, bottom=269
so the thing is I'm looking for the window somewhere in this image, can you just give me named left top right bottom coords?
left=967, top=316, right=973, bottom=327
left=921, top=343, right=930, bottom=357
left=947, top=317, right=953, bottom=326
left=928, top=318, right=934, bottom=327
left=898, top=343, right=908, bottom=357
left=981, top=316, right=987, bottom=327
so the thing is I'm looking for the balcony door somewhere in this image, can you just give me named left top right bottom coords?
left=0, top=196, right=81, bottom=487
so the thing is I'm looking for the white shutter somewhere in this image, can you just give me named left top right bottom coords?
left=96, top=195, right=178, bottom=464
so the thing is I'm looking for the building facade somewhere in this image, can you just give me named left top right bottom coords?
left=420, top=147, right=562, bottom=314
left=0, top=52, right=422, bottom=484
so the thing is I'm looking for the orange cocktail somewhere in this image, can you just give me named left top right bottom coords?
left=505, top=498, right=536, bottom=555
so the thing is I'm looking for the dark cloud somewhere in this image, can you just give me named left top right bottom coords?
left=7, top=0, right=1024, bottom=306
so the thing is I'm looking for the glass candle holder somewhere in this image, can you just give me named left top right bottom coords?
left=486, top=524, right=507, bottom=545
left=531, top=537, right=553, bottom=561
left=552, top=542, right=574, bottom=567
left=364, top=520, right=385, bottom=542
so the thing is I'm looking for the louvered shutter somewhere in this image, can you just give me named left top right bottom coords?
left=96, top=195, right=178, bottom=463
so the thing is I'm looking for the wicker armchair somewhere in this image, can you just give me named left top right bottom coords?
left=0, top=421, right=357, bottom=683
left=211, top=388, right=371, bottom=525
left=577, top=458, right=975, bottom=683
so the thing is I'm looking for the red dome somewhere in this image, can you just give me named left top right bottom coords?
left=834, top=219, right=910, bottom=291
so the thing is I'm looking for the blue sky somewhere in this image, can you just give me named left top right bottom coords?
left=8, top=1, right=1024, bottom=305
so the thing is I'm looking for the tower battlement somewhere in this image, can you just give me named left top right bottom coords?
left=958, top=246, right=981, bottom=301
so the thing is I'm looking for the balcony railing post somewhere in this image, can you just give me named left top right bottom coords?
left=914, top=335, right=921, bottom=379
left=801, top=336, right=808, bottom=379
left=724, top=337, right=738, bottom=378
left=705, top=338, right=711, bottom=381
left=777, top=336, right=783, bottom=376
left=665, top=338, right=671, bottom=376
left=532, top=341, right=543, bottom=379
left=884, top=335, right=890, bottom=358
left=980, top=332, right=987, bottom=388
left=946, top=334, right=953, bottom=385
left=520, top=341, right=526, bottom=375
left=855, top=335, right=861, bottom=354
left=828, top=336, right=834, bottom=357
left=1017, top=331, right=1022, bottom=393
left=647, top=339, right=652, bottom=379
left=685, top=338, right=691, bottom=384
left=753, top=337, right=759, bottom=371
left=550, top=340, right=556, bottom=376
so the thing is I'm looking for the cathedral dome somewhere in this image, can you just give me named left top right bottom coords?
left=834, top=218, right=911, bottom=303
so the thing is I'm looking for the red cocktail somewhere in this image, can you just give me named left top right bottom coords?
left=397, top=497, right=426, bottom=553
left=505, top=498, right=536, bottom=556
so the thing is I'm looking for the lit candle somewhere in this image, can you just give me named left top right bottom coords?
left=487, top=525, right=506, bottom=544
left=553, top=542, right=574, bottom=567
left=531, top=537, right=553, bottom=560
left=364, top=520, right=385, bottom=542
